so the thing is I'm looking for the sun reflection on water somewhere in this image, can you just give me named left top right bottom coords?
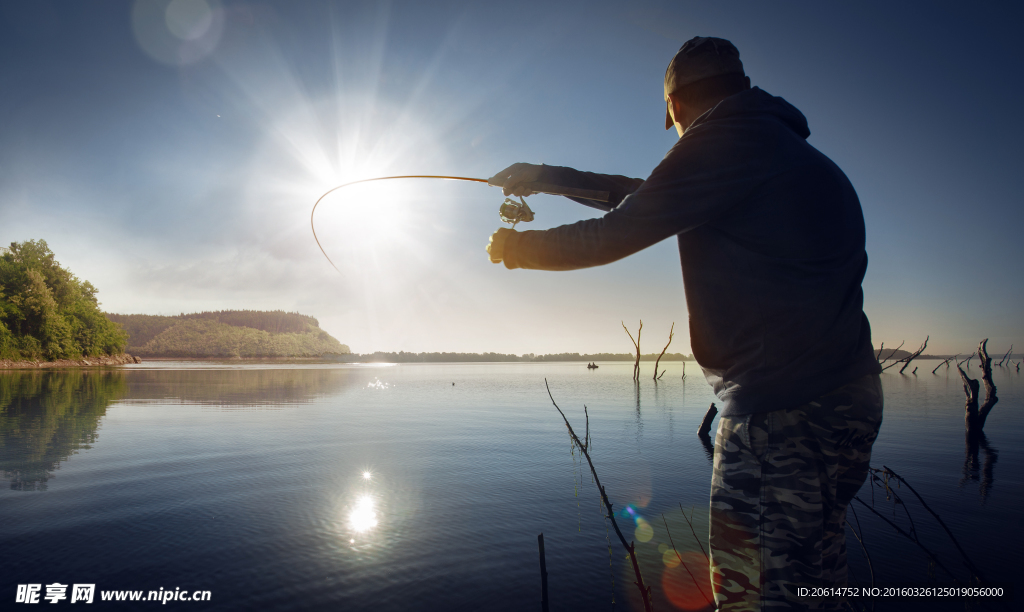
left=348, top=495, right=378, bottom=534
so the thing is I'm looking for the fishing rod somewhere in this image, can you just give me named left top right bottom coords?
left=311, top=175, right=610, bottom=273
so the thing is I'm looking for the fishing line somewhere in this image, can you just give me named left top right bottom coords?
left=310, top=174, right=610, bottom=274
left=311, top=175, right=489, bottom=274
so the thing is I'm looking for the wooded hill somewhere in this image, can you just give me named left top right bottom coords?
left=106, top=310, right=350, bottom=358
left=0, top=240, right=128, bottom=361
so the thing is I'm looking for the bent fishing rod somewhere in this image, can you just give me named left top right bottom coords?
left=311, top=175, right=609, bottom=274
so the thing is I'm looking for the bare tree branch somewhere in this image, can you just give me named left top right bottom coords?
left=976, top=340, right=998, bottom=429
left=901, top=336, right=928, bottom=373
left=851, top=497, right=960, bottom=584
left=697, top=403, right=718, bottom=439
left=544, top=380, right=654, bottom=611
left=622, top=320, right=642, bottom=382
left=653, top=322, right=675, bottom=381
left=880, top=336, right=928, bottom=373
left=932, top=355, right=956, bottom=375
left=958, top=364, right=980, bottom=432
left=877, top=466, right=987, bottom=583
left=997, top=345, right=1012, bottom=367
left=662, top=514, right=712, bottom=606
left=679, top=504, right=709, bottom=563
left=877, top=340, right=904, bottom=365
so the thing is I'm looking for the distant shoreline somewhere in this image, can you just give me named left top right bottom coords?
left=0, top=354, right=142, bottom=370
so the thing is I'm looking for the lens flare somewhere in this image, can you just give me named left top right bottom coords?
left=662, top=548, right=681, bottom=568
left=662, top=551, right=713, bottom=611
left=165, top=0, right=213, bottom=41
left=131, top=0, right=223, bottom=66
left=635, top=518, right=654, bottom=543
left=362, top=471, right=372, bottom=480
left=348, top=495, right=378, bottom=533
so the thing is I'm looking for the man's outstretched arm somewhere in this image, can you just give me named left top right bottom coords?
left=489, top=163, right=644, bottom=212
left=487, top=123, right=770, bottom=270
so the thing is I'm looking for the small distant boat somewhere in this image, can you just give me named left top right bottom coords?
left=587, top=362, right=599, bottom=369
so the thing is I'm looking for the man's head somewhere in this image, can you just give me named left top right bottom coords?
left=664, top=37, right=750, bottom=136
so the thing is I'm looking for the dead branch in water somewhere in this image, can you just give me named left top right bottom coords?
left=545, top=380, right=654, bottom=612
left=960, top=339, right=998, bottom=437
left=653, top=322, right=674, bottom=381
left=958, top=364, right=980, bottom=431
left=851, top=497, right=961, bottom=583
left=622, top=320, right=642, bottom=382
left=956, top=352, right=974, bottom=367
left=873, top=466, right=987, bottom=583
left=697, top=403, right=718, bottom=439
left=996, top=345, right=1012, bottom=367
left=876, top=340, right=904, bottom=365
left=846, top=504, right=874, bottom=591
left=661, top=515, right=712, bottom=607
left=679, top=504, right=709, bottom=562
left=880, top=336, right=928, bottom=373
left=976, top=340, right=998, bottom=429
left=932, top=355, right=956, bottom=374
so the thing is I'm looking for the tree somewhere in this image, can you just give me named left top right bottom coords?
left=0, top=240, right=128, bottom=361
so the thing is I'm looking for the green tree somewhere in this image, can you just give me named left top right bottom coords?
left=0, top=240, right=128, bottom=360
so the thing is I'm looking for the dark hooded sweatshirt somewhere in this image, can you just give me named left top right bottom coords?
left=500, top=87, right=881, bottom=417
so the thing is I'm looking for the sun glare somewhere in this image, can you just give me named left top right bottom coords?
left=348, top=495, right=378, bottom=533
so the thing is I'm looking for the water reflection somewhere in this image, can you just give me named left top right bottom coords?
left=124, top=367, right=359, bottom=407
left=0, top=370, right=127, bottom=490
left=348, top=495, right=378, bottom=533
left=343, top=469, right=382, bottom=545
left=961, top=432, right=998, bottom=502
left=0, top=366, right=363, bottom=491
left=634, top=382, right=644, bottom=449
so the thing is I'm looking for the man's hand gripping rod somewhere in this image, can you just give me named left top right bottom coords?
left=488, top=180, right=611, bottom=229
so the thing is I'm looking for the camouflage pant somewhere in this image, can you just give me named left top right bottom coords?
left=709, top=374, right=883, bottom=611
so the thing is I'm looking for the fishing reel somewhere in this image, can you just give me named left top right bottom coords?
left=498, top=196, right=535, bottom=229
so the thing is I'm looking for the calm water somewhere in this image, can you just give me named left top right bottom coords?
left=1, top=361, right=1021, bottom=611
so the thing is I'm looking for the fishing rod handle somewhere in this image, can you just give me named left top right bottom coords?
left=488, top=181, right=610, bottom=202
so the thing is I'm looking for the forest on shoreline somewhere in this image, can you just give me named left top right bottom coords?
left=0, top=240, right=127, bottom=362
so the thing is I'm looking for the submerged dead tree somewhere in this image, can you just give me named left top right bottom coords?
left=697, top=403, right=718, bottom=462
left=545, top=380, right=654, bottom=612
left=876, top=340, right=904, bottom=366
left=855, top=466, right=989, bottom=586
left=996, top=345, right=1013, bottom=367
left=622, top=320, right=642, bottom=382
left=931, top=354, right=956, bottom=374
left=880, top=336, right=928, bottom=374
left=958, top=339, right=998, bottom=437
left=653, top=323, right=675, bottom=381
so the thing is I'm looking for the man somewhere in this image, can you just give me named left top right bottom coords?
left=486, top=37, right=883, bottom=611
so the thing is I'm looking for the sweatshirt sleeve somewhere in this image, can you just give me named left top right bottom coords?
left=502, top=122, right=771, bottom=271
left=525, top=164, right=645, bottom=212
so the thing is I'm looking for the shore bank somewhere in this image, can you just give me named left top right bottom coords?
left=0, top=354, right=142, bottom=369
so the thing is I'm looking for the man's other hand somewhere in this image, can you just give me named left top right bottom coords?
left=488, top=163, right=543, bottom=197
left=486, top=227, right=514, bottom=264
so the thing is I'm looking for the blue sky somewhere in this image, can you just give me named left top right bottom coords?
left=1, top=1, right=1021, bottom=355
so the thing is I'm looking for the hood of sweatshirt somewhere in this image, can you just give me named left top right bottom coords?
left=691, top=86, right=811, bottom=140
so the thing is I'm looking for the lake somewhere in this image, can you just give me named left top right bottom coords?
left=1, top=361, right=1020, bottom=610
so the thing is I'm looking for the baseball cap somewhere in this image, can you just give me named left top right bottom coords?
left=664, top=37, right=745, bottom=129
